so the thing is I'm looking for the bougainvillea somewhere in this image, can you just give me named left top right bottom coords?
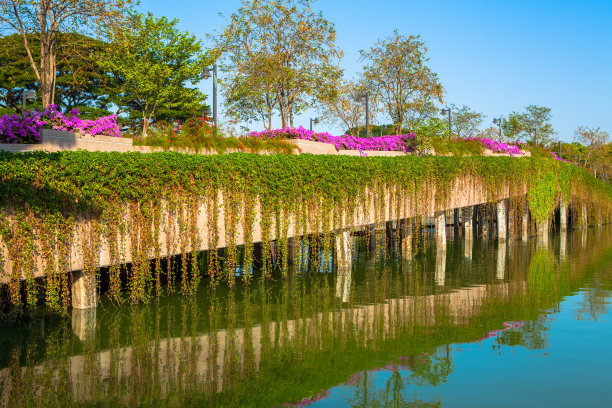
left=0, top=105, right=121, bottom=144
left=467, top=137, right=525, bottom=156
left=248, top=126, right=417, bottom=153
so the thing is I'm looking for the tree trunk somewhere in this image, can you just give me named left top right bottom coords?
left=39, top=31, right=57, bottom=108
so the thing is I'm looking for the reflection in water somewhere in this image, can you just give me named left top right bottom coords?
left=0, top=227, right=610, bottom=407
left=435, top=248, right=446, bottom=286
left=497, top=241, right=506, bottom=280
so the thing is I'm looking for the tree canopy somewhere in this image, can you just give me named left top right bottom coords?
left=360, top=31, right=443, bottom=135
left=0, top=0, right=131, bottom=108
left=216, top=0, right=342, bottom=129
left=101, top=11, right=207, bottom=136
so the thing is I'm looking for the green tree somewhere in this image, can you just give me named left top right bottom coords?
left=102, top=12, right=207, bottom=136
left=0, top=0, right=130, bottom=108
left=216, top=0, right=342, bottom=129
left=574, top=126, right=610, bottom=167
left=449, top=104, right=484, bottom=138
left=318, top=78, right=380, bottom=136
left=522, top=105, right=556, bottom=146
left=0, top=32, right=115, bottom=117
left=360, top=31, right=444, bottom=135
left=500, top=112, right=524, bottom=143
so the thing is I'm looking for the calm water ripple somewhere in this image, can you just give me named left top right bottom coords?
left=0, top=226, right=610, bottom=407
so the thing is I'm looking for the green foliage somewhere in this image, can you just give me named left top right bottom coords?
left=217, top=0, right=342, bottom=129
left=0, top=151, right=610, bottom=313
left=449, top=104, right=485, bottom=138
left=132, top=118, right=297, bottom=154
left=360, top=31, right=444, bottom=134
left=431, top=138, right=484, bottom=157
left=102, top=11, right=207, bottom=136
left=0, top=33, right=114, bottom=117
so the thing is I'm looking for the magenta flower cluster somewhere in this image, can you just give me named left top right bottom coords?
left=0, top=105, right=121, bottom=144
left=467, top=137, right=525, bottom=156
left=550, top=151, right=575, bottom=165
left=247, top=126, right=417, bottom=153
left=0, top=112, right=45, bottom=143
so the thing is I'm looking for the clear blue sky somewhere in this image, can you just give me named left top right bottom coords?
left=139, top=0, right=612, bottom=141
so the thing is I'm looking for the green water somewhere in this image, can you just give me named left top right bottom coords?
left=0, top=227, right=611, bottom=407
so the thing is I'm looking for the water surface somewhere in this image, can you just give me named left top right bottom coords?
left=0, top=227, right=610, bottom=407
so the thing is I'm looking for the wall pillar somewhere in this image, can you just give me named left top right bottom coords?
left=581, top=203, right=588, bottom=229
left=435, top=211, right=446, bottom=249
left=334, top=230, right=353, bottom=303
left=497, top=200, right=507, bottom=241
left=335, top=229, right=352, bottom=268
left=71, top=270, right=97, bottom=310
left=72, top=308, right=96, bottom=342
left=401, top=233, right=413, bottom=261
left=462, top=206, right=473, bottom=240
left=464, top=234, right=473, bottom=261
left=522, top=205, right=529, bottom=242
left=435, top=246, right=446, bottom=286
left=538, top=218, right=550, bottom=247
left=496, top=241, right=506, bottom=280
left=559, top=197, right=567, bottom=232
left=560, top=230, right=567, bottom=261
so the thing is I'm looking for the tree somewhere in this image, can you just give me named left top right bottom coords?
left=500, top=112, right=524, bottom=143
left=0, top=0, right=130, bottom=108
left=574, top=126, right=610, bottom=167
left=449, top=104, right=484, bottom=138
left=522, top=105, right=556, bottom=146
left=318, top=78, right=378, bottom=136
left=498, top=105, right=555, bottom=145
left=216, top=0, right=342, bottom=129
left=360, top=31, right=444, bottom=135
left=101, top=12, right=207, bottom=136
left=0, top=32, right=116, bottom=117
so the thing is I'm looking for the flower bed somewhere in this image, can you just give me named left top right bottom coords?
left=0, top=105, right=121, bottom=144
left=247, top=126, right=417, bottom=153
left=467, top=137, right=524, bottom=156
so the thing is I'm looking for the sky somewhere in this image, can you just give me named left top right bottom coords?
left=138, top=0, right=612, bottom=141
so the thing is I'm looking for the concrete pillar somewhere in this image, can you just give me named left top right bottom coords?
left=496, top=241, right=506, bottom=280
left=71, top=270, right=97, bottom=310
left=335, top=230, right=352, bottom=268
left=538, top=219, right=550, bottom=247
left=464, top=234, right=473, bottom=261
left=435, top=211, right=446, bottom=249
left=335, top=230, right=353, bottom=303
left=369, top=224, right=376, bottom=254
left=581, top=204, right=588, bottom=229
left=462, top=206, right=473, bottom=240
left=435, top=247, right=446, bottom=286
left=559, top=198, right=567, bottom=232
left=335, top=264, right=352, bottom=303
left=401, top=233, right=413, bottom=260
left=522, top=206, right=529, bottom=242
left=497, top=200, right=507, bottom=241
left=453, top=208, right=459, bottom=237
left=559, top=231, right=567, bottom=261
left=479, top=206, right=489, bottom=238
left=72, top=308, right=97, bottom=342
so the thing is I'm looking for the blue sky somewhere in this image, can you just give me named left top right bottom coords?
left=139, top=0, right=612, bottom=141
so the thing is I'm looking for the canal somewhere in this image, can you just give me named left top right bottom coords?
left=1, top=226, right=611, bottom=407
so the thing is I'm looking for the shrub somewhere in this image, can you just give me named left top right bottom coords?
left=0, top=105, right=121, bottom=144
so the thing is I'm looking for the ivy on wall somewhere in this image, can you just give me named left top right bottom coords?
left=0, top=151, right=610, bottom=313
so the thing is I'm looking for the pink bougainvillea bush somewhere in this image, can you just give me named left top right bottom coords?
left=467, top=137, right=525, bottom=156
left=247, top=126, right=417, bottom=153
left=0, top=105, right=121, bottom=144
